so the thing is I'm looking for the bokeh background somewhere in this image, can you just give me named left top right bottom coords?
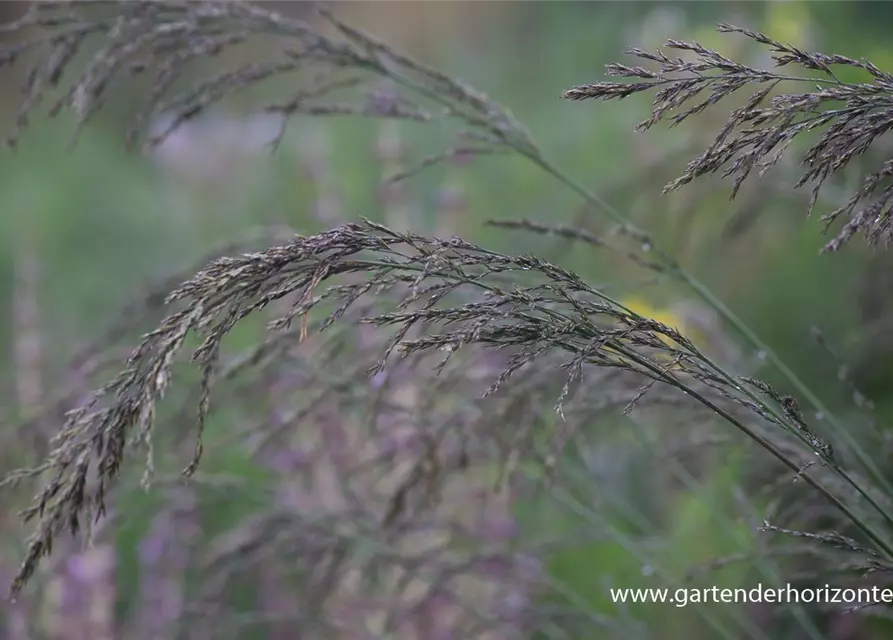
left=3, top=1, right=893, bottom=639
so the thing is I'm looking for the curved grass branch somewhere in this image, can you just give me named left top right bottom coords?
left=0, top=1, right=864, bottom=483
left=2, top=1, right=893, bottom=612
left=515, top=148, right=893, bottom=511
left=4, top=220, right=892, bottom=600
left=561, top=23, right=893, bottom=252
left=555, top=22, right=893, bottom=502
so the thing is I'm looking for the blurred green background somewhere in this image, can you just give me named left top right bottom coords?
left=4, top=1, right=893, bottom=638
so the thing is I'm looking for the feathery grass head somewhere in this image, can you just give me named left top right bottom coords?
left=4, top=4, right=893, bottom=634
left=1, top=0, right=537, bottom=172
left=563, top=23, right=893, bottom=252
left=2, top=219, right=864, bottom=600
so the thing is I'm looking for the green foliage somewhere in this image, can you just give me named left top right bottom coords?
left=3, top=2, right=893, bottom=638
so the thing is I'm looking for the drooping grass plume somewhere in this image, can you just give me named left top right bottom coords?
left=0, top=0, right=864, bottom=484
left=4, top=219, right=892, bottom=601
left=3, top=4, right=893, bottom=635
left=563, top=23, right=893, bottom=252
left=0, top=0, right=535, bottom=171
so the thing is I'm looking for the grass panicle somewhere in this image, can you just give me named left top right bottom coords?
left=1, top=0, right=536, bottom=165
left=563, top=23, right=893, bottom=252
left=5, top=219, right=893, bottom=602
left=2, top=2, right=893, bottom=636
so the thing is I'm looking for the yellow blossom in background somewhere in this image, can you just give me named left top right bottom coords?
left=619, top=296, right=687, bottom=347
left=619, top=296, right=706, bottom=351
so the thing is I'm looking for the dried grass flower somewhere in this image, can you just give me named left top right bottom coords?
left=563, top=23, right=893, bottom=252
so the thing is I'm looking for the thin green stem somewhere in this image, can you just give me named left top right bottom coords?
left=697, top=347, right=893, bottom=536
left=358, top=248, right=893, bottom=556
left=352, top=40, right=893, bottom=553
left=611, top=341, right=893, bottom=561
left=526, top=153, right=893, bottom=501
